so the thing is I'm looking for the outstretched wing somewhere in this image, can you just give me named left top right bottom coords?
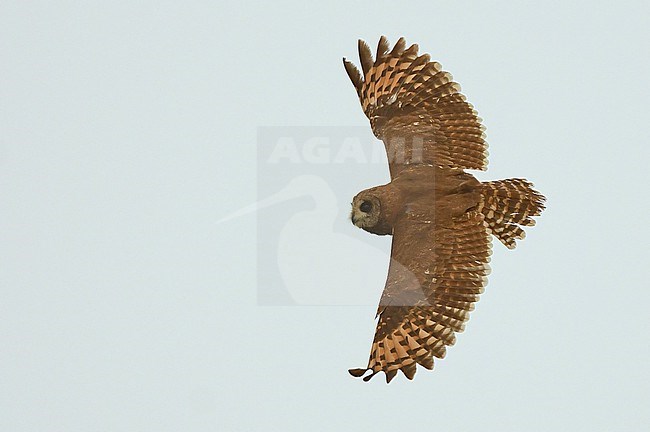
left=349, top=210, right=492, bottom=382
left=343, top=36, right=488, bottom=179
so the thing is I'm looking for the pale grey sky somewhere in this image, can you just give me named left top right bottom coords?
left=1, top=1, right=649, bottom=431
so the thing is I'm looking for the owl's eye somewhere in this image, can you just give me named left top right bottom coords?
left=359, top=201, right=373, bottom=213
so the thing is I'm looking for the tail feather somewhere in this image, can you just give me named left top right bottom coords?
left=478, top=179, right=546, bottom=249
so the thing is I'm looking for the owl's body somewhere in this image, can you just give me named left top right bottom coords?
left=354, top=165, right=480, bottom=234
left=344, top=37, right=546, bottom=382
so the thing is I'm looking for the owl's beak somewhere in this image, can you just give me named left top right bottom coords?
left=351, top=215, right=357, bottom=225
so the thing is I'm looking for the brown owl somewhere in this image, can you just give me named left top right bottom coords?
left=344, top=36, right=546, bottom=383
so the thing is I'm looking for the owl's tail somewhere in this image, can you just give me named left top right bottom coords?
left=477, top=179, right=546, bottom=249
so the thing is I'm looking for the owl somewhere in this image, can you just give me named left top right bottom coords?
left=344, top=36, right=546, bottom=382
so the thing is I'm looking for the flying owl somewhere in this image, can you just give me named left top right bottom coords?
left=344, top=36, right=546, bottom=382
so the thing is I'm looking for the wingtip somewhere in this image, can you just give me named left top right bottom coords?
left=348, top=368, right=367, bottom=377
left=376, top=35, right=390, bottom=63
left=357, top=39, right=374, bottom=74
left=420, top=356, right=434, bottom=370
left=402, top=363, right=417, bottom=380
left=386, top=37, right=405, bottom=58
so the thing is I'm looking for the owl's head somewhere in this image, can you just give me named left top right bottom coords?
left=350, top=187, right=394, bottom=236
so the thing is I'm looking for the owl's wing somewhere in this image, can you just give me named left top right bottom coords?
left=344, top=36, right=488, bottom=179
left=349, top=210, right=492, bottom=382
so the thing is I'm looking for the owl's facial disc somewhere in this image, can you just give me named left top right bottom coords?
left=351, top=195, right=381, bottom=229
